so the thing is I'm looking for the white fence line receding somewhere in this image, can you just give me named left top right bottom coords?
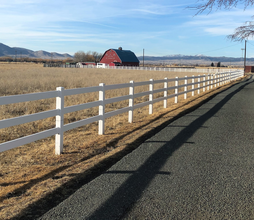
left=77, top=64, right=235, bottom=74
left=0, top=70, right=244, bottom=155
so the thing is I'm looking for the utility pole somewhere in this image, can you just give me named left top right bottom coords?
left=143, top=49, right=144, bottom=67
left=244, top=40, right=247, bottom=74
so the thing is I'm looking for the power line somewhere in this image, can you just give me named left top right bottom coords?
left=247, top=41, right=254, bottom=48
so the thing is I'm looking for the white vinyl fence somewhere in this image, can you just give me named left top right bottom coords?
left=0, top=70, right=244, bottom=155
left=44, top=62, right=238, bottom=74
left=78, top=64, right=235, bottom=74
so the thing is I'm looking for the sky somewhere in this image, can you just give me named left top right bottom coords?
left=1, top=0, right=254, bottom=58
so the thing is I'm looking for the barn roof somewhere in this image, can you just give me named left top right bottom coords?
left=112, top=49, right=139, bottom=63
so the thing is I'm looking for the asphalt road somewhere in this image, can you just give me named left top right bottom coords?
left=39, top=75, right=254, bottom=220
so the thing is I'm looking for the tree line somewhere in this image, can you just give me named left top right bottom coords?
left=73, top=51, right=103, bottom=63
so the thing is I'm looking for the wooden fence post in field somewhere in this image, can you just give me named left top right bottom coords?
left=99, top=83, right=105, bottom=135
left=164, top=78, right=168, bottom=108
left=149, top=79, right=154, bottom=114
left=184, top=76, right=187, bottom=99
left=128, top=81, right=134, bottom=123
left=214, top=74, right=217, bottom=88
left=55, top=87, right=64, bottom=155
left=198, top=75, right=200, bottom=94
left=192, top=75, right=195, bottom=96
left=175, top=77, right=178, bottom=103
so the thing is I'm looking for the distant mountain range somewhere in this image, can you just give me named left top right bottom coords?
left=1, top=42, right=253, bottom=65
left=0, top=43, right=73, bottom=60
left=138, top=54, right=254, bottom=66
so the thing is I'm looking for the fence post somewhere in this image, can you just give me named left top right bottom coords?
left=198, top=75, right=200, bottom=94
left=99, top=83, right=105, bottom=135
left=164, top=78, right=168, bottom=108
left=128, top=81, right=134, bottom=123
left=184, top=76, right=187, bottom=99
left=175, top=77, right=178, bottom=103
left=214, top=74, right=217, bottom=88
left=211, top=74, right=213, bottom=89
left=55, top=87, right=64, bottom=155
left=207, top=74, right=210, bottom=91
left=203, top=74, right=206, bottom=92
left=192, top=75, right=195, bottom=96
left=149, top=79, right=154, bottom=114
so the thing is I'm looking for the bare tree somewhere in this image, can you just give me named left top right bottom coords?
left=228, top=21, right=254, bottom=40
left=74, top=51, right=102, bottom=62
left=74, top=51, right=86, bottom=62
left=92, top=51, right=103, bottom=62
left=192, top=0, right=254, bottom=41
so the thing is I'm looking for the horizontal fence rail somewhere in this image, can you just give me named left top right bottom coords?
left=78, top=65, right=236, bottom=73
left=0, top=70, right=244, bottom=155
left=44, top=62, right=238, bottom=74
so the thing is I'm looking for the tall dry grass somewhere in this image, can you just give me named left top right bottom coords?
left=0, top=63, right=197, bottom=145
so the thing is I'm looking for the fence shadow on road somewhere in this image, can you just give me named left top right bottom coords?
left=85, top=76, right=253, bottom=220
left=12, top=76, right=253, bottom=220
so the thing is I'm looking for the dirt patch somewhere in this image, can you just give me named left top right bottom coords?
left=0, top=75, right=248, bottom=220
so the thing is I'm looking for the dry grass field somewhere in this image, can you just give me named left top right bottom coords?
left=0, top=63, right=242, bottom=219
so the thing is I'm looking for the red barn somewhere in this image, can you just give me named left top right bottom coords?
left=99, top=47, right=139, bottom=66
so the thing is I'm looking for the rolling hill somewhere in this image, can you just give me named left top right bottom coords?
left=0, top=43, right=73, bottom=60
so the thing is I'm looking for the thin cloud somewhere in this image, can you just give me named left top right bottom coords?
left=183, top=8, right=254, bottom=36
left=205, top=27, right=235, bottom=35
